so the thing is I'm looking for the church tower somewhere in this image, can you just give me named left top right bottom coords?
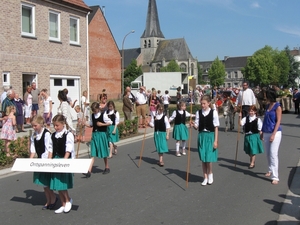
left=140, top=0, right=165, bottom=68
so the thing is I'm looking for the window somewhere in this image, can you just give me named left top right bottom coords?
left=180, top=63, right=187, bottom=72
left=67, top=79, right=75, bottom=86
left=70, top=17, right=79, bottom=44
left=49, top=11, right=60, bottom=41
left=156, top=64, right=161, bottom=72
left=2, top=72, right=10, bottom=86
left=144, top=40, right=147, bottom=48
left=21, top=3, right=35, bottom=37
left=235, top=71, right=238, bottom=78
left=54, top=79, right=62, bottom=86
left=228, top=72, right=231, bottom=78
left=148, top=40, right=151, bottom=48
left=227, top=83, right=231, bottom=88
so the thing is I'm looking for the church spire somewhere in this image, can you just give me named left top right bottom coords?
left=141, top=0, right=165, bottom=38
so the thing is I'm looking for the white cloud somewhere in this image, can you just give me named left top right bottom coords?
left=276, top=26, right=300, bottom=37
left=250, top=2, right=260, bottom=8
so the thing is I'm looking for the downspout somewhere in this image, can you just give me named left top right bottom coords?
left=86, top=11, right=90, bottom=101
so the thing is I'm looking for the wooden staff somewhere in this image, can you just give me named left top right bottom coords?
left=186, top=102, right=193, bottom=188
left=234, top=89, right=244, bottom=167
left=76, top=97, right=87, bottom=158
left=138, top=88, right=152, bottom=168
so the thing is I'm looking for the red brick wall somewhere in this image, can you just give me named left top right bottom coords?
left=89, top=8, right=121, bottom=101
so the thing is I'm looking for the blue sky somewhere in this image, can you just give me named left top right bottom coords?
left=85, top=0, right=300, bottom=61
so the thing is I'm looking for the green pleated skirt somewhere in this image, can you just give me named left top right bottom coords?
left=90, top=131, right=109, bottom=158
left=49, top=156, right=73, bottom=191
left=107, top=125, right=119, bottom=143
left=154, top=131, right=169, bottom=154
left=244, top=133, right=264, bottom=155
left=33, top=172, right=51, bottom=186
left=198, top=132, right=218, bottom=162
left=173, top=124, right=188, bottom=141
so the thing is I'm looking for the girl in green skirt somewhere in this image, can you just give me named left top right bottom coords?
left=50, top=114, right=74, bottom=214
left=239, top=105, right=264, bottom=169
left=106, top=101, right=120, bottom=158
left=149, top=104, right=170, bottom=166
left=30, top=115, right=57, bottom=210
left=192, top=95, right=219, bottom=186
left=83, top=102, right=112, bottom=178
left=169, top=101, right=194, bottom=157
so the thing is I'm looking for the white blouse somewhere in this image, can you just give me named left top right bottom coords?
left=194, top=108, right=220, bottom=129
left=149, top=113, right=171, bottom=129
left=169, top=110, right=192, bottom=122
left=52, top=128, right=75, bottom=158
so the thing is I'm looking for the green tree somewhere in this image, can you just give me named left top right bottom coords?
left=160, top=59, right=181, bottom=72
left=242, top=45, right=289, bottom=86
left=208, top=56, right=226, bottom=87
left=284, top=46, right=300, bottom=88
left=124, top=59, right=143, bottom=91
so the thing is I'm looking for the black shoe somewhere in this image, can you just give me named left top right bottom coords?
left=48, top=197, right=58, bottom=210
left=102, top=168, right=110, bottom=174
left=82, top=172, right=91, bottom=178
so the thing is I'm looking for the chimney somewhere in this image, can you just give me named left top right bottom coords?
left=101, top=6, right=105, bottom=17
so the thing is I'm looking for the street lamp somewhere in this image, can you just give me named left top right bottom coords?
left=121, top=30, right=135, bottom=95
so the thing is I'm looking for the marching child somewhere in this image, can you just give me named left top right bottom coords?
left=83, top=102, right=112, bottom=178
left=169, top=101, right=194, bottom=157
left=106, top=101, right=120, bottom=158
left=30, top=115, right=57, bottom=210
left=149, top=104, right=170, bottom=166
left=239, top=105, right=264, bottom=169
left=191, top=95, right=219, bottom=186
left=49, top=114, right=74, bottom=214
left=1, top=105, right=17, bottom=157
left=74, top=105, right=86, bottom=143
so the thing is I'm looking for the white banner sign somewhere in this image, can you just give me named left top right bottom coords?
left=11, top=158, right=92, bottom=173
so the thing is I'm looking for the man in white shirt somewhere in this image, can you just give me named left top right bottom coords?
left=235, top=81, right=256, bottom=118
left=135, top=86, right=148, bottom=127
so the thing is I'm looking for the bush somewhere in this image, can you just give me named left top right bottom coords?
left=0, top=136, right=30, bottom=167
left=118, top=117, right=139, bottom=138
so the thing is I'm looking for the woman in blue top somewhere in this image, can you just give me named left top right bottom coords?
left=261, top=88, right=282, bottom=185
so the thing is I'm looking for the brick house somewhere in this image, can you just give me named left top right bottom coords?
left=0, top=0, right=90, bottom=117
left=88, top=6, right=121, bottom=101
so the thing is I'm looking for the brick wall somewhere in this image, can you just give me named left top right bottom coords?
left=0, top=0, right=88, bottom=96
left=89, top=8, right=121, bottom=101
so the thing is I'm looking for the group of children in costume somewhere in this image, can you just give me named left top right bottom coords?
left=27, top=98, right=120, bottom=213
left=12, top=87, right=272, bottom=211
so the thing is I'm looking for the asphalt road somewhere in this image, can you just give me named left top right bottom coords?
left=0, top=113, right=299, bottom=225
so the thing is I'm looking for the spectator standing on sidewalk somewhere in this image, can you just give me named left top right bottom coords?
left=14, top=93, right=25, bottom=132
left=122, top=90, right=132, bottom=121
left=292, top=88, right=300, bottom=114
left=135, top=86, right=148, bottom=128
left=24, top=86, right=32, bottom=125
left=31, top=82, right=40, bottom=117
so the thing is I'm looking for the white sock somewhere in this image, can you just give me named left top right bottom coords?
left=182, top=141, right=186, bottom=149
left=176, top=143, right=180, bottom=152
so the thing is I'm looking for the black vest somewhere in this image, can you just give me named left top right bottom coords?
left=107, top=110, right=117, bottom=126
left=174, top=110, right=186, bottom=125
left=92, top=113, right=107, bottom=132
left=51, top=131, right=71, bottom=158
left=154, top=115, right=166, bottom=132
left=198, top=109, right=215, bottom=132
left=245, top=117, right=259, bottom=133
left=34, top=129, right=50, bottom=158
